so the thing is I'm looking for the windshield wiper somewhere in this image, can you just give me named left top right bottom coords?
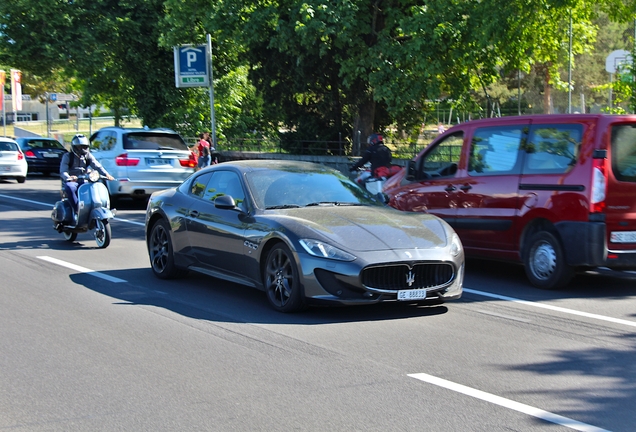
left=305, top=202, right=362, bottom=207
left=265, top=204, right=301, bottom=209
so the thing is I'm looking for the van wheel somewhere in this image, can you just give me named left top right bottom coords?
left=523, top=231, right=574, bottom=290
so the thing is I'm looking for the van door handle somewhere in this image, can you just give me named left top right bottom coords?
left=445, top=185, right=456, bottom=192
left=460, top=184, right=472, bottom=191
left=189, top=210, right=200, bottom=218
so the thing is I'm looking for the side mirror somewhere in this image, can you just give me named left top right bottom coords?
left=406, top=160, right=417, bottom=181
left=214, top=194, right=237, bottom=210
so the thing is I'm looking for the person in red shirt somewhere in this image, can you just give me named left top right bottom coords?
left=196, top=132, right=211, bottom=169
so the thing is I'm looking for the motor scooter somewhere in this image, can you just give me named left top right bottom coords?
left=51, top=170, right=116, bottom=248
left=349, top=163, right=402, bottom=195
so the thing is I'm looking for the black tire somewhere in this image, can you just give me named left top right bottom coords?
left=16, top=176, right=26, bottom=184
left=523, top=231, right=574, bottom=290
left=263, top=243, right=306, bottom=313
left=63, top=231, right=77, bottom=242
left=148, top=219, right=187, bottom=279
left=94, top=219, right=111, bottom=248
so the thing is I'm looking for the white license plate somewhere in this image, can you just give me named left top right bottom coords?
left=146, top=158, right=172, bottom=165
left=397, top=288, right=428, bottom=301
left=611, top=231, right=636, bottom=243
left=42, top=152, right=59, bottom=158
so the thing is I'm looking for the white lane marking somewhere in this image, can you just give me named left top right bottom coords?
left=409, top=373, right=610, bottom=432
left=0, top=193, right=144, bottom=226
left=464, top=288, right=636, bottom=329
left=38, top=256, right=127, bottom=283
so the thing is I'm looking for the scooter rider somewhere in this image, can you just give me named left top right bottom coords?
left=60, top=134, right=114, bottom=220
left=351, top=133, right=392, bottom=182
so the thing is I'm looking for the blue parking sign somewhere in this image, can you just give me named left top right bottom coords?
left=174, top=45, right=209, bottom=88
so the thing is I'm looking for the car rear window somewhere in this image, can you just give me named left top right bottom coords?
left=123, top=132, right=189, bottom=151
left=0, top=141, right=18, bottom=151
left=23, top=139, right=65, bottom=149
left=611, top=124, right=636, bottom=182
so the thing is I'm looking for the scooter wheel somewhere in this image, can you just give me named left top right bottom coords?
left=94, top=219, right=111, bottom=248
left=63, top=231, right=77, bottom=242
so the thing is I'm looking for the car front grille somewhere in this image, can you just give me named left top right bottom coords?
left=361, top=263, right=455, bottom=291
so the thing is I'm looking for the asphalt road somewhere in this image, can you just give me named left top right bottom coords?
left=1, top=176, right=635, bottom=431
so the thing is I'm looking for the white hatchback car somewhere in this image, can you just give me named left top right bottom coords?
left=0, top=137, right=28, bottom=183
left=90, top=127, right=197, bottom=202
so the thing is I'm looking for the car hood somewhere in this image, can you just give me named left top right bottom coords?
left=271, top=206, right=450, bottom=252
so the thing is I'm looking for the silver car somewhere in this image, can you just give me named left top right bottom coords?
left=90, top=127, right=196, bottom=202
left=145, top=160, right=464, bottom=312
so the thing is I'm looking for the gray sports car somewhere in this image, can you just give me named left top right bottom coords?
left=145, top=160, right=464, bottom=312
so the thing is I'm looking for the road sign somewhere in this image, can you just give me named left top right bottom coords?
left=50, top=93, right=57, bottom=102
left=174, top=45, right=209, bottom=88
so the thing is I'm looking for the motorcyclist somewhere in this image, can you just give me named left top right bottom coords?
left=60, top=134, right=114, bottom=223
left=351, top=133, right=392, bottom=181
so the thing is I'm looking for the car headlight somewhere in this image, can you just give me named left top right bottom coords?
left=450, top=233, right=463, bottom=257
left=299, top=239, right=356, bottom=262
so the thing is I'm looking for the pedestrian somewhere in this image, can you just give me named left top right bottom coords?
left=437, top=122, right=446, bottom=134
left=196, top=132, right=211, bottom=169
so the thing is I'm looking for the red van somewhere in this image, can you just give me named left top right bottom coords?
left=383, top=114, right=636, bottom=289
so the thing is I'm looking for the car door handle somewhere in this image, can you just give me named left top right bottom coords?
left=460, top=184, right=472, bottom=191
left=445, top=185, right=456, bottom=192
left=189, top=210, right=200, bottom=218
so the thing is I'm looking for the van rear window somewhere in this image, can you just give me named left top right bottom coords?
left=611, top=125, right=636, bottom=182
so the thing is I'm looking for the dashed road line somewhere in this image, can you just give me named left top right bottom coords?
left=38, top=256, right=127, bottom=283
left=409, top=372, right=610, bottom=432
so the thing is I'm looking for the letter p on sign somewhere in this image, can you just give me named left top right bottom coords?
left=187, top=52, right=197, bottom=68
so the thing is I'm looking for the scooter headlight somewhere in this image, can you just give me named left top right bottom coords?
left=88, top=170, right=100, bottom=182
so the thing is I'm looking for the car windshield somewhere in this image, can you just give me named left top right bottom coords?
left=22, top=139, right=65, bottom=149
left=123, top=132, right=189, bottom=151
left=246, top=169, right=380, bottom=209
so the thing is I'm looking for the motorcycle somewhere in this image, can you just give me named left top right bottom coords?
left=51, top=170, right=116, bottom=248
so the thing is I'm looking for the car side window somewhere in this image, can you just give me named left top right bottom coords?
left=190, top=173, right=213, bottom=198
left=201, top=171, right=245, bottom=208
left=522, top=124, right=582, bottom=174
left=468, top=126, right=525, bottom=176
left=418, top=133, right=463, bottom=179
left=92, top=132, right=117, bottom=151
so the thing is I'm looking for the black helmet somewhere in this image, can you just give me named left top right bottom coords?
left=71, top=134, right=90, bottom=156
left=367, top=133, right=383, bottom=146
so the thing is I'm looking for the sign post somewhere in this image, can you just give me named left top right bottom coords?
left=0, top=70, right=5, bottom=136
left=174, top=39, right=217, bottom=146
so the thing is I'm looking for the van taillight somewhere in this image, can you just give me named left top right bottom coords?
left=179, top=152, right=197, bottom=168
left=115, top=153, right=140, bottom=166
left=590, top=157, right=607, bottom=213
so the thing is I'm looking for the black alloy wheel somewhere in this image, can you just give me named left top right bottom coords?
left=263, top=243, right=306, bottom=313
left=148, top=219, right=187, bottom=279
